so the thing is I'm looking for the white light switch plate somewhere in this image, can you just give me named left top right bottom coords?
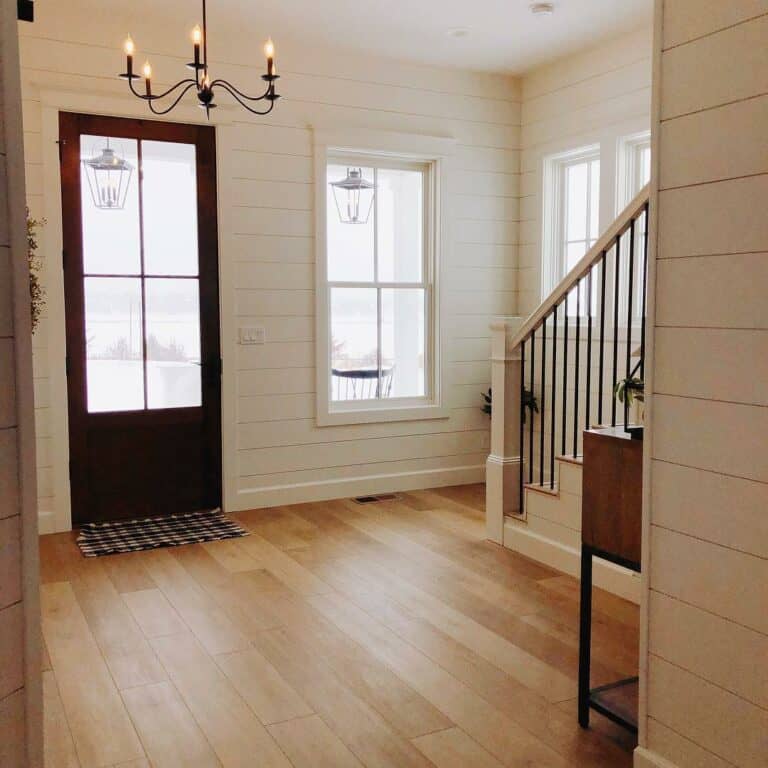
left=239, top=326, right=266, bottom=345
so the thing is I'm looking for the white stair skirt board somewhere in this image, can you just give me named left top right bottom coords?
left=633, top=747, right=679, bottom=768
left=234, top=463, right=485, bottom=510
left=502, top=455, right=641, bottom=604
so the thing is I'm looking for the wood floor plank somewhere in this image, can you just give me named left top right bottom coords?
left=123, top=588, right=188, bottom=639
left=41, top=582, right=145, bottom=768
left=140, top=548, right=250, bottom=655
left=412, top=726, right=504, bottom=768
left=267, top=714, right=364, bottom=768
left=201, top=538, right=261, bottom=572
left=101, top=552, right=156, bottom=594
left=251, top=626, right=437, bottom=768
left=150, top=632, right=293, bottom=767
left=43, top=670, right=80, bottom=768
left=68, top=561, right=167, bottom=690
left=242, top=585, right=453, bottom=739
left=215, top=646, right=314, bottom=725
left=121, top=681, right=221, bottom=768
left=309, top=591, right=568, bottom=768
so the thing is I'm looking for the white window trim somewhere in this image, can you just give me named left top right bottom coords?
left=616, top=130, right=651, bottom=213
left=313, top=127, right=454, bottom=427
left=541, top=144, right=600, bottom=299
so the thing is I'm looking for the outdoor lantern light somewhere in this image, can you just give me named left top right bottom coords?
left=330, top=168, right=376, bottom=224
left=81, top=141, right=134, bottom=210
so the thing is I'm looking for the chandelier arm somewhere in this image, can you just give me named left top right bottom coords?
left=128, top=75, right=198, bottom=102
left=210, top=77, right=272, bottom=102
left=146, top=82, right=200, bottom=115
left=214, top=80, right=277, bottom=115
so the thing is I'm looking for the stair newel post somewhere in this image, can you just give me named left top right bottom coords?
left=485, top=318, right=524, bottom=543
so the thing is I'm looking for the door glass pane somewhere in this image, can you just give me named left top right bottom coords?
left=145, top=279, right=201, bottom=409
left=377, top=167, right=423, bottom=283
left=80, top=136, right=140, bottom=274
left=382, top=288, right=425, bottom=398
left=589, top=159, right=600, bottom=239
left=84, top=277, right=144, bottom=412
left=142, top=141, right=199, bottom=276
left=327, top=164, right=374, bottom=282
left=331, top=287, right=378, bottom=401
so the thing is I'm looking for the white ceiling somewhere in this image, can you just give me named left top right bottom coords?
left=201, top=0, right=652, bottom=75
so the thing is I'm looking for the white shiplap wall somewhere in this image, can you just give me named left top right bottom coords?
left=638, top=3, right=768, bottom=767
left=18, top=6, right=522, bottom=527
left=518, top=26, right=652, bottom=315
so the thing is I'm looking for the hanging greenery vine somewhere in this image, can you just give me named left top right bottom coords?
left=27, top=208, right=46, bottom=334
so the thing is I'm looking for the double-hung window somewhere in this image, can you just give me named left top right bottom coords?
left=317, top=151, right=442, bottom=425
left=542, top=145, right=601, bottom=313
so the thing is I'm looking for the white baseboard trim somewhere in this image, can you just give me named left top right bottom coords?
left=37, top=509, right=58, bottom=535
left=634, top=747, right=678, bottom=768
left=503, top=517, right=641, bottom=604
left=232, top=464, right=486, bottom=511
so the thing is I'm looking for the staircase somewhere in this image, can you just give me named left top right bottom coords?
left=486, top=185, right=650, bottom=602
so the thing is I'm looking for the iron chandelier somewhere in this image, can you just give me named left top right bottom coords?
left=119, top=0, right=280, bottom=118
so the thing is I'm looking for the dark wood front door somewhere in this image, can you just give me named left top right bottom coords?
left=60, top=113, right=221, bottom=525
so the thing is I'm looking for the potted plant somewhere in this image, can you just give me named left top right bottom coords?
left=27, top=208, right=46, bottom=334
left=614, top=376, right=644, bottom=436
left=482, top=387, right=539, bottom=422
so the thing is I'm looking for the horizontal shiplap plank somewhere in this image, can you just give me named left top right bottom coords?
left=659, top=95, right=768, bottom=189
left=237, top=341, right=314, bottom=370
left=235, top=290, right=314, bottom=317
left=239, top=431, right=489, bottom=476
left=649, top=525, right=768, bottom=635
left=655, top=253, right=768, bottom=330
left=648, top=655, right=768, bottom=767
left=237, top=367, right=315, bottom=397
left=661, top=15, right=768, bottom=120
left=237, top=407, right=488, bottom=450
left=651, top=460, right=768, bottom=559
left=662, top=0, right=768, bottom=50
left=234, top=262, right=314, bottom=290
left=652, top=394, right=768, bottom=485
left=230, top=234, right=314, bottom=264
left=647, top=717, right=732, bottom=768
left=649, top=591, right=768, bottom=708
left=654, top=327, right=768, bottom=405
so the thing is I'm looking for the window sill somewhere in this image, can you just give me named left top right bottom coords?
left=316, top=402, right=450, bottom=427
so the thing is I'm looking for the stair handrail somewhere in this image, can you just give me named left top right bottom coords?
left=510, top=184, right=650, bottom=350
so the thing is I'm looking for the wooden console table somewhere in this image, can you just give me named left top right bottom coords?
left=578, top=426, right=642, bottom=733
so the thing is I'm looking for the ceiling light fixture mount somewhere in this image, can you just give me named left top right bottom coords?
left=529, top=2, right=555, bottom=15
left=119, top=0, right=280, bottom=118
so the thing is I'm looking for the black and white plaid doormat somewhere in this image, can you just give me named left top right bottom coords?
left=76, top=508, right=249, bottom=557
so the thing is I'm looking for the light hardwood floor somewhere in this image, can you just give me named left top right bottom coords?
left=39, top=484, right=638, bottom=768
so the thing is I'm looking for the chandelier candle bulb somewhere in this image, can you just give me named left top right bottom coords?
left=142, top=61, right=152, bottom=96
left=264, top=37, right=275, bottom=76
left=122, top=37, right=135, bottom=78
left=192, top=25, right=202, bottom=68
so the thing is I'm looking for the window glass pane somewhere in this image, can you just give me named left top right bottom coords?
left=377, top=167, right=423, bottom=283
left=639, top=145, right=651, bottom=188
left=142, top=141, right=199, bottom=276
left=80, top=136, right=140, bottom=274
left=566, top=241, right=588, bottom=272
left=565, top=162, right=588, bottom=242
left=589, top=160, right=600, bottom=240
left=331, top=287, right=378, bottom=401
left=327, top=164, right=375, bottom=282
left=382, top=289, right=425, bottom=398
left=85, top=277, right=144, bottom=412
left=145, top=279, right=201, bottom=409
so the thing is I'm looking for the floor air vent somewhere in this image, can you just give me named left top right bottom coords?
left=353, top=493, right=399, bottom=504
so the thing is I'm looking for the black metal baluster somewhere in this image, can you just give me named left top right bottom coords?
left=540, top=316, right=547, bottom=486
left=611, top=237, right=621, bottom=427
left=625, top=219, right=635, bottom=430
left=519, top=338, right=525, bottom=515
left=529, top=329, right=535, bottom=486
left=561, top=291, right=568, bottom=456
left=640, top=203, right=649, bottom=380
left=573, top=280, right=581, bottom=457
left=585, top=268, right=593, bottom=433
left=550, top=304, right=557, bottom=489
left=598, top=251, right=607, bottom=425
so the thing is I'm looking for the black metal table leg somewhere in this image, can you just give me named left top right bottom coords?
left=578, top=544, right=593, bottom=728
